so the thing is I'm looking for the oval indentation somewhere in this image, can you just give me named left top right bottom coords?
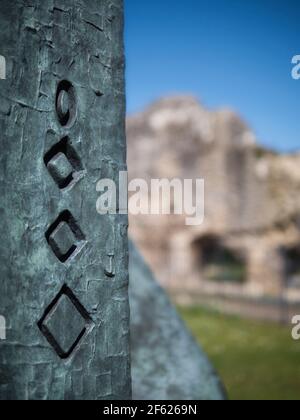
left=56, top=80, right=77, bottom=128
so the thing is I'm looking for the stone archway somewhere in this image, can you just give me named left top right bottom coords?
left=192, top=235, right=247, bottom=284
left=280, top=244, right=300, bottom=289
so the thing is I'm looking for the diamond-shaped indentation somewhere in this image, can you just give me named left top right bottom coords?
left=45, top=210, right=86, bottom=263
left=38, top=285, right=92, bottom=359
left=47, top=153, right=73, bottom=187
left=44, top=137, right=84, bottom=189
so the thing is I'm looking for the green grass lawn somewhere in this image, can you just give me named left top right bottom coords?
left=178, top=306, right=300, bottom=400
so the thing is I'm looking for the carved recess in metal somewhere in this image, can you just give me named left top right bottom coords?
left=45, top=209, right=86, bottom=264
left=44, top=136, right=84, bottom=190
left=56, top=80, right=77, bottom=128
left=0, top=0, right=131, bottom=401
left=38, top=285, right=92, bottom=359
left=41, top=80, right=88, bottom=356
left=105, top=253, right=116, bottom=278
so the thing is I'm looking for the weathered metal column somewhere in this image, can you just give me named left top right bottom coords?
left=0, top=0, right=131, bottom=400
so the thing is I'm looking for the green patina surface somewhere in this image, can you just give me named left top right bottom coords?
left=0, top=0, right=131, bottom=400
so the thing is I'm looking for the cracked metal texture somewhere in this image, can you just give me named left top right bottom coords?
left=0, top=0, right=131, bottom=400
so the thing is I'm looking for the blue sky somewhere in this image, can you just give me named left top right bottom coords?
left=125, top=0, right=300, bottom=152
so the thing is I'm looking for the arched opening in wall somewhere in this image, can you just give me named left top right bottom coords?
left=192, top=235, right=247, bottom=284
left=280, top=245, right=300, bottom=288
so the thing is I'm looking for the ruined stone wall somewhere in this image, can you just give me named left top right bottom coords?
left=127, top=97, right=300, bottom=299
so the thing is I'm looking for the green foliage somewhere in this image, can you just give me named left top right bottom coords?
left=178, top=306, right=300, bottom=400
